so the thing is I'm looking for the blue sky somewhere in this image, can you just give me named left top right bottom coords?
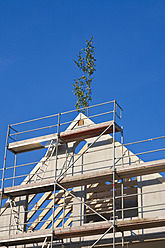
left=0, top=0, right=165, bottom=168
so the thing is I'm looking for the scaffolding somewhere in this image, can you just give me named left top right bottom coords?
left=0, top=100, right=165, bottom=248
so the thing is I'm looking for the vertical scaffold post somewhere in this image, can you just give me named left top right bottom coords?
left=121, top=127, right=124, bottom=168
left=13, top=154, right=17, bottom=187
left=113, top=100, right=116, bottom=248
left=122, top=232, right=124, bottom=248
left=87, top=106, right=89, bottom=117
left=51, top=113, right=61, bottom=248
left=13, top=131, right=18, bottom=187
left=121, top=127, right=124, bottom=247
left=0, top=125, right=10, bottom=211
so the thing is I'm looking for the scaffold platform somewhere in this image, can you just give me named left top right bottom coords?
left=2, top=158, right=165, bottom=198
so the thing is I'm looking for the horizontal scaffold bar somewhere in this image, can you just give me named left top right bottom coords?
left=3, top=159, right=165, bottom=198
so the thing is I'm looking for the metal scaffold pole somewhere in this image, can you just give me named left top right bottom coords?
left=51, top=113, right=61, bottom=248
left=13, top=154, right=17, bottom=187
left=121, top=128, right=124, bottom=247
left=90, top=225, right=113, bottom=248
left=0, top=125, right=10, bottom=211
left=122, top=231, right=124, bottom=248
left=113, top=100, right=116, bottom=248
left=13, top=131, right=18, bottom=187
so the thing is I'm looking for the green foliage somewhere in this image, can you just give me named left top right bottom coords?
left=73, top=36, right=96, bottom=113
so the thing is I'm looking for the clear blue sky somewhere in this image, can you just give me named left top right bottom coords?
left=0, top=0, right=165, bottom=166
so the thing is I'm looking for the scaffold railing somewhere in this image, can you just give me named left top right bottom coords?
left=8, top=100, right=122, bottom=142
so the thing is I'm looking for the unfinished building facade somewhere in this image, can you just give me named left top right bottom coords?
left=0, top=100, right=165, bottom=248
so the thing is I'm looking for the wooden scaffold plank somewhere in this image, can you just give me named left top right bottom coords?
left=1, top=218, right=165, bottom=246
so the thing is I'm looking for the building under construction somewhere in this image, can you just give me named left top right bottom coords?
left=0, top=100, right=165, bottom=247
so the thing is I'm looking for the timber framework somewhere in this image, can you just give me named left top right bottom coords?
left=0, top=100, right=165, bottom=248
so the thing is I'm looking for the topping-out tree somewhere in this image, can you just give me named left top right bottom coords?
left=73, top=36, right=96, bottom=114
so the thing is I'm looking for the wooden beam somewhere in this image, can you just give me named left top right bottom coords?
left=28, top=191, right=71, bottom=231
left=86, top=180, right=137, bottom=194
left=64, top=214, right=72, bottom=227
left=53, top=208, right=72, bottom=228
left=86, top=202, right=113, bottom=212
left=27, top=191, right=52, bottom=222
left=86, top=186, right=137, bottom=201
left=40, top=193, right=72, bottom=230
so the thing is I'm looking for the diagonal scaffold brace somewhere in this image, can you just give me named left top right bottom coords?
left=51, top=113, right=61, bottom=248
left=89, top=225, right=114, bottom=248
